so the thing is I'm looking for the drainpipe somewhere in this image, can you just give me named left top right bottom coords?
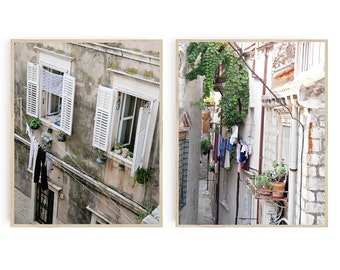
left=288, top=96, right=299, bottom=225
left=258, top=46, right=268, bottom=175
left=257, top=46, right=268, bottom=224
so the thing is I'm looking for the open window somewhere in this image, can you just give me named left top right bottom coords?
left=26, top=51, right=75, bottom=135
left=92, top=85, right=158, bottom=176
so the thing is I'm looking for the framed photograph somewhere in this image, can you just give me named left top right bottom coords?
left=177, top=40, right=327, bottom=226
left=11, top=40, right=162, bottom=226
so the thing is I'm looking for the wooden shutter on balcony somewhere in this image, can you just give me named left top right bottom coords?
left=92, top=85, right=116, bottom=151
left=60, top=74, right=76, bottom=135
left=26, top=62, right=40, bottom=117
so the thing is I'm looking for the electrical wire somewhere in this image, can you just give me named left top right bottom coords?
left=228, top=42, right=306, bottom=225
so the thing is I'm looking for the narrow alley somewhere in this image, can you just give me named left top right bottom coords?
left=197, top=154, right=214, bottom=225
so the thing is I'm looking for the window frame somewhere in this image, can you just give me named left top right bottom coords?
left=92, top=84, right=159, bottom=176
left=295, top=41, right=325, bottom=81
left=26, top=51, right=75, bottom=135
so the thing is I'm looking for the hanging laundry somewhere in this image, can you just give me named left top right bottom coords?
left=34, top=146, right=48, bottom=190
left=224, top=147, right=230, bottom=169
left=239, top=142, right=248, bottom=163
left=227, top=137, right=233, bottom=151
left=236, top=141, right=241, bottom=163
left=230, top=125, right=238, bottom=145
left=214, top=132, right=220, bottom=162
left=219, top=138, right=227, bottom=166
left=26, top=123, right=39, bottom=171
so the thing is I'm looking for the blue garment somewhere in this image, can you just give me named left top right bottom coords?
left=227, top=137, right=233, bottom=151
left=220, top=138, right=226, bottom=165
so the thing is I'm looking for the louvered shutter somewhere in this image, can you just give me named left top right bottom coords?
left=60, top=74, right=76, bottom=135
left=92, top=85, right=116, bottom=151
left=131, top=106, right=150, bottom=176
left=26, top=62, right=40, bottom=117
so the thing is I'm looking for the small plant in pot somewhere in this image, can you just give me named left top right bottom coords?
left=96, top=149, right=107, bottom=164
left=28, top=117, right=41, bottom=130
left=254, top=170, right=273, bottom=197
left=114, top=141, right=123, bottom=154
left=271, top=160, right=287, bottom=198
left=127, top=151, right=133, bottom=161
left=57, top=131, right=66, bottom=142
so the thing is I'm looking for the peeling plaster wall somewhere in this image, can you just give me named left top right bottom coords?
left=12, top=41, right=160, bottom=224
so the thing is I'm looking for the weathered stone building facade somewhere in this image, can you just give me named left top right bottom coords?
left=218, top=41, right=327, bottom=225
left=179, top=41, right=327, bottom=226
left=177, top=42, right=203, bottom=224
left=13, top=41, right=161, bottom=225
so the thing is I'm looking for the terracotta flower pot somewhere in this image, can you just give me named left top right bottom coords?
left=272, top=182, right=285, bottom=199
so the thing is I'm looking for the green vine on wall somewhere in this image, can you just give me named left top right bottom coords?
left=186, top=42, right=249, bottom=131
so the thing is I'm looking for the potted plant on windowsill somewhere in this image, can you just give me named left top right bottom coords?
left=28, top=117, right=41, bottom=130
left=271, top=160, right=287, bottom=199
left=57, top=131, right=66, bottom=142
left=113, top=141, right=123, bottom=155
left=96, top=149, right=107, bottom=164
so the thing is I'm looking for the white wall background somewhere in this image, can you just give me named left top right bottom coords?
left=1, top=1, right=338, bottom=269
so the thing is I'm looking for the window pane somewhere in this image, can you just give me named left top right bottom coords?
left=48, top=93, right=61, bottom=115
left=120, top=119, right=133, bottom=145
left=123, top=95, right=136, bottom=117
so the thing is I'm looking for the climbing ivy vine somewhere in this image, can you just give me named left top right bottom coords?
left=186, top=42, right=249, bottom=131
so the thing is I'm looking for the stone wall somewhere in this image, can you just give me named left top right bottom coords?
left=299, top=106, right=326, bottom=225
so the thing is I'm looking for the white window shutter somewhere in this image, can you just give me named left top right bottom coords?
left=26, top=62, right=40, bottom=117
left=131, top=105, right=150, bottom=176
left=92, top=85, right=116, bottom=152
left=60, top=74, right=76, bottom=135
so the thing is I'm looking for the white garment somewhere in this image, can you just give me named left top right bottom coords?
left=26, top=123, right=39, bottom=171
left=224, top=148, right=230, bottom=169
left=236, top=142, right=241, bottom=162
left=230, top=125, right=238, bottom=145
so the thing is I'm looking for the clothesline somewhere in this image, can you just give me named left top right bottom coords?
left=212, top=125, right=252, bottom=173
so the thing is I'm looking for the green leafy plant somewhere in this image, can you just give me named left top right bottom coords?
left=28, top=117, right=41, bottom=130
left=200, top=139, right=212, bottom=155
left=114, top=141, right=123, bottom=150
left=96, top=148, right=107, bottom=164
left=271, top=161, right=287, bottom=182
left=57, top=131, right=66, bottom=142
left=134, top=167, right=152, bottom=185
left=186, top=42, right=249, bottom=132
left=255, top=170, right=273, bottom=189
